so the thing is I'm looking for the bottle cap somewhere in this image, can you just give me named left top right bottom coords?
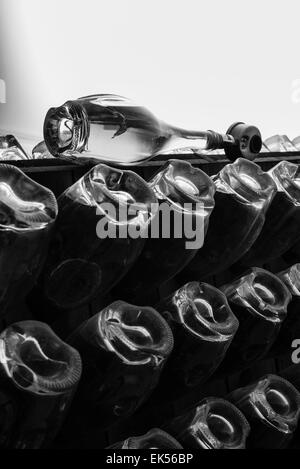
left=225, top=122, right=262, bottom=161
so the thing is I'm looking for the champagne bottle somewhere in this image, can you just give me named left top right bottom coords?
left=38, top=163, right=157, bottom=319
left=264, top=135, right=298, bottom=152
left=0, top=321, right=82, bottom=449
left=43, top=94, right=262, bottom=164
left=228, top=375, right=300, bottom=449
left=0, top=134, right=29, bottom=161
left=220, top=268, right=291, bottom=372
left=272, top=264, right=300, bottom=354
left=59, top=301, right=174, bottom=448
left=116, top=160, right=215, bottom=303
left=181, top=159, right=276, bottom=280
left=108, top=429, right=183, bottom=449
left=165, top=398, right=250, bottom=449
left=241, top=161, right=300, bottom=265
left=0, top=164, right=57, bottom=321
left=155, top=282, right=239, bottom=394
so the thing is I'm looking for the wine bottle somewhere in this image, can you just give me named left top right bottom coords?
left=108, top=429, right=183, bottom=449
left=228, top=375, right=300, bottom=449
left=0, top=164, right=57, bottom=321
left=116, top=160, right=215, bottom=303
left=0, top=134, right=29, bottom=161
left=155, top=282, right=239, bottom=394
left=165, top=398, right=250, bottom=449
left=181, top=159, right=276, bottom=280
left=241, top=161, right=300, bottom=265
left=43, top=94, right=262, bottom=164
left=38, top=163, right=157, bottom=318
left=220, top=268, right=291, bottom=372
left=270, top=264, right=300, bottom=355
left=59, top=301, right=174, bottom=448
left=0, top=321, right=82, bottom=449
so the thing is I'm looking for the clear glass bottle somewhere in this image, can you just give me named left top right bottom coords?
left=0, top=134, right=29, bottom=161
left=43, top=94, right=262, bottom=164
left=273, top=264, right=300, bottom=353
left=155, top=282, right=239, bottom=394
left=293, top=136, right=300, bottom=150
left=116, top=160, right=215, bottom=303
left=32, top=141, right=55, bottom=160
left=165, top=398, right=250, bottom=449
left=60, top=301, right=174, bottom=448
left=0, top=321, right=82, bottom=449
left=182, top=159, right=276, bottom=279
left=108, top=429, right=183, bottom=449
left=228, top=375, right=300, bottom=449
left=38, top=163, right=157, bottom=318
left=0, top=164, right=58, bottom=321
left=241, top=161, right=300, bottom=265
left=264, top=135, right=298, bottom=152
left=220, top=268, right=291, bottom=372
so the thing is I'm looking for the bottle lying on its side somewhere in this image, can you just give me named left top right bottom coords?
left=43, top=94, right=262, bottom=165
left=108, top=429, right=183, bottom=449
left=219, top=268, right=291, bottom=373
left=0, top=164, right=58, bottom=321
left=37, top=163, right=157, bottom=318
left=58, top=301, right=174, bottom=448
left=32, top=141, right=55, bottom=159
left=164, top=398, right=250, bottom=449
left=0, top=321, right=82, bottom=449
left=181, top=158, right=276, bottom=280
left=116, top=160, right=215, bottom=303
left=0, top=134, right=29, bottom=160
left=241, top=161, right=300, bottom=266
left=264, top=135, right=298, bottom=153
left=154, top=282, right=239, bottom=395
left=271, top=264, right=300, bottom=354
left=228, top=375, right=300, bottom=449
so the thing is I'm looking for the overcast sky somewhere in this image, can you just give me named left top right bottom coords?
left=1, top=0, right=300, bottom=143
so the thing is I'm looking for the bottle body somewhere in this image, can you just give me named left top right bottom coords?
left=228, top=375, right=300, bottom=449
left=0, top=165, right=57, bottom=321
left=116, top=160, right=215, bottom=303
left=108, top=429, right=183, bottom=449
left=0, top=134, right=29, bottom=161
left=37, top=164, right=157, bottom=321
left=60, top=302, right=173, bottom=448
left=182, top=158, right=276, bottom=279
left=165, top=398, right=250, bottom=449
left=155, top=282, right=239, bottom=395
left=242, top=161, right=300, bottom=265
left=0, top=321, right=82, bottom=449
left=272, top=264, right=300, bottom=354
left=220, top=268, right=291, bottom=372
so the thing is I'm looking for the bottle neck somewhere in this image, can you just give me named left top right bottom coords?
left=159, top=124, right=235, bottom=155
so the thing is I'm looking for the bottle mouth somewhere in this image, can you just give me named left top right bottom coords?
left=247, top=375, right=300, bottom=433
left=0, top=321, right=82, bottom=395
left=44, top=102, right=88, bottom=156
left=278, top=264, right=300, bottom=296
left=189, top=398, right=250, bottom=449
left=214, top=158, right=276, bottom=206
left=66, top=163, right=158, bottom=227
left=0, top=164, right=58, bottom=231
left=171, top=282, right=239, bottom=341
left=269, top=161, right=300, bottom=206
left=222, top=268, right=291, bottom=322
left=150, top=160, right=215, bottom=215
left=124, top=429, right=183, bottom=449
left=96, top=301, right=173, bottom=366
